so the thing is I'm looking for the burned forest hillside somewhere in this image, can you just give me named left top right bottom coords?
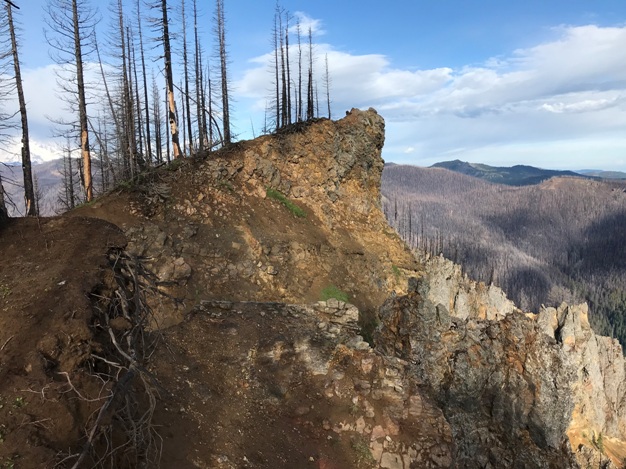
left=382, top=164, right=626, bottom=347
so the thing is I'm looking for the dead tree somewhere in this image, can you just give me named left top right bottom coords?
left=306, top=26, right=314, bottom=120
left=285, top=12, right=291, bottom=125
left=0, top=173, right=8, bottom=224
left=215, top=0, right=231, bottom=144
left=136, top=0, right=152, bottom=164
left=160, top=0, right=182, bottom=158
left=181, top=0, right=193, bottom=154
left=296, top=20, right=302, bottom=122
left=150, top=70, right=163, bottom=163
left=192, top=0, right=205, bottom=151
left=45, top=0, right=97, bottom=202
left=272, top=7, right=280, bottom=129
left=279, top=9, right=287, bottom=127
left=5, top=3, right=35, bottom=215
left=324, top=53, right=331, bottom=119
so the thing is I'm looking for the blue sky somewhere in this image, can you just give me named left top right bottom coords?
left=3, top=0, right=626, bottom=171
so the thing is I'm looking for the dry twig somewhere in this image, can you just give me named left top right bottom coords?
left=0, top=335, right=14, bottom=351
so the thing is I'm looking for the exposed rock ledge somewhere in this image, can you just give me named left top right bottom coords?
left=376, top=254, right=626, bottom=468
left=71, top=107, right=626, bottom=467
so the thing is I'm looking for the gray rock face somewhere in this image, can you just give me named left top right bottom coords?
left=376, top=257, right=626, bottom=468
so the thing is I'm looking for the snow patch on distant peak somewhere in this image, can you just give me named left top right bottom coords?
left=0, top=137, right=62, bottom=165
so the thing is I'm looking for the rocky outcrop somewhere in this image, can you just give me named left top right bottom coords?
left=81, top=109, right=417, bottom=327
left=239, top=109, right=386, bottom=224
left=73, top=108, right=626, bottom=468
left=376, top=255, right=626, bottom=467
left=153, top=299, right=453, bottom=468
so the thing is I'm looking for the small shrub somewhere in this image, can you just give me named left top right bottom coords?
left=165, top=158, right=184, bottom=171
left=392, top=265, right=401, bottom=279
left=266, top=188, right=306, bottom=218
left=321, top=285, right=349, bottom=303
left=350, top=435, right=375, bottom=466
left=0, top=284, right=10, bottom=299
left=597, top=432, right=604, bottom=453
left=218, top=181, right=235, bottom=192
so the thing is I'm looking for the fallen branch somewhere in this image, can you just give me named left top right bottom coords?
left=0, top=335, right=14, bottom=351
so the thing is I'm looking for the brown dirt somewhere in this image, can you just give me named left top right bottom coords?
left=0, top=214, right=414, bottom=468
left=0, top=217, right=126, bottom=468
left=1, top=113, right=428, bottom=467
left=70, top=150, right=418, bottom=331
left=150, top=302, right=376, bottom=469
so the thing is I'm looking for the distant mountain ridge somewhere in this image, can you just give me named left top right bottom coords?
left=578, top=169, right=626, bottom=179
left=431, top=159, right=589, bottom=186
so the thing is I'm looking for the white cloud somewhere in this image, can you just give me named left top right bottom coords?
left=541, top=95, right=623, bottom=114
left=236, top=22, right=626, bottom=170
left=291, top=12, right=325, bottom=36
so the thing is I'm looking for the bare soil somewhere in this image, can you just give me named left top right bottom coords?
left=0, top=217, right=126, bottom=468
left=1, top=137, right=420, bottom=467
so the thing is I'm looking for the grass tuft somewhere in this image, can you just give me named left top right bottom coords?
left=320, top=285, right=349, bottom=303
left=266, top=188, right=306, bottom=218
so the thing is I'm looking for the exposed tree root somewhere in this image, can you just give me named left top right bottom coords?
left=56, top=250, right=164, bottom=469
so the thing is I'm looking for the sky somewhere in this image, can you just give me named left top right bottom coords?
left=2, top=0, right=626, bottom=171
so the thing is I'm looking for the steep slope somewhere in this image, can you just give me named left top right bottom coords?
left=3, top=109, right=626, bottom=468
left=73, top=109, right=418, bottom=330
left=0, top=217, right=132, bottom=467
left=376, top=255, right=626, bottom=468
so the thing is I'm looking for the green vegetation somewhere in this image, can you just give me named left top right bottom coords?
left=431, top=159, right=586, bottom=186
left=0, top=284, right=10, bottom=300
left=321, top=285, right=349, bottom=303
left=351, top=435, right=375, bottom=466
left=392, top=264, right=401, bottom=279
left=165, top=158, right=184, bottom=172
left=592, top=431, right=604, bottom=453
left=218, top=180, right=235, bottom=192
left=266, top=188, right=306, bottom=218
left=12, top=397, right=24, bottom=409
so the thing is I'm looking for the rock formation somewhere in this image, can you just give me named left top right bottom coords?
left=16, top=108, right=625, bottom=468
left=376, top=254, right=626, bottom=467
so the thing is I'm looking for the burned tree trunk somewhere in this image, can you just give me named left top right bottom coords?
left=6, top=3, right=35, bottom=215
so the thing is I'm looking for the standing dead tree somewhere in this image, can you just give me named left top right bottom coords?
left=0, top=172, right=8, bottom=224
left=215, top=0, right=231, bottom=144
left=306, top=26, right=314, bottom=121
left=45, top=0, right=97, bottom=202
left=192, top=0, right=208, bottom=151
left=158, top=0, right=183, bottom=158
left=3, top=2, right=36, bottom=215
left=136, top=0, right=152, bottom=164
left=324, top=53, right=331, bottom=119
left=181, top=0, right=193, bottom=155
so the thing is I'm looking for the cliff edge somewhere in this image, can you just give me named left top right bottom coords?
left=2, top=109, right=626, bottom=468
left=376, top=253, right=626, bottom=467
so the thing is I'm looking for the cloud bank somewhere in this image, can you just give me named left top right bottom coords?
left=236, top=24, right=626, bottom=171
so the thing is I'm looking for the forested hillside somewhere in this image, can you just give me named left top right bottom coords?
left=432, top=159, right=591, bottom=185
left=382, top=164, right=626, bottom=346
